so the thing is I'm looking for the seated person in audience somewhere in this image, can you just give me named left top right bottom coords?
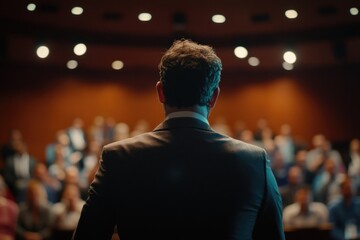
left=67, top=118, right=87, bottom=153
left=48, top=145, right=69, bottom=184
left=274, top=124, right=296, bottom=167
left=64, top=166, right=88, bottom=201
left=46, top=130, right=82, bottom=168
left=312, top=158, right=343, bottom=204
left=306, top=135, right=344, bottom=184
left=283, top=185, right=329, bottom=228
left=51, top=183, right=85, bottom=239
left=293, top=149, right=313, bottom=184
left=3, top=141, right=36, bottom=203
left=16, top=180, right=53, bottom=240
left=329, top=175, right=360, bottom=240
left=33, top=163, right=62, bottom=203
left=280, top=165, right=304, bottom=207
left=80, top=140, right=101, bottom=187
left=0, top=175, right=18, bottom=240
left=271, top=151, right=288, bottom=188
left=45, top=130, right=72, bottom=167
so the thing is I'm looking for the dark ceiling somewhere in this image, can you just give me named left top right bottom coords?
left=1, top=0, right=359, bottom=74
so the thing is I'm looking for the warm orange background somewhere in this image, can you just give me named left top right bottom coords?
left=1, top=65, right=359, bottom=161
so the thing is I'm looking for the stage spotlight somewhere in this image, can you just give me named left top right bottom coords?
left=285, top=9, right=298, bottom=19
left=283, top=51, right=296, bottom=64
left=36, top=45, right=49, bottom=58
left=138, top=13, right=152, bottom=21
left=71, top=7, right=83, bottom=15
left=350, top=7, right=359, bottom=16
left=112, top=60, right=124, bottom=70
left=74, top=43, right=87, bottom=56
left=234, top=46, right=248, bottom=59
left=27, top=3, right=36, bottom=11
left=212, top=14, right=226, bottom=23
left=248, top=57, right=260, bottom=66
left=282, top=62, right=294, bottom=70
left=67, top=60, right=78, bottom=69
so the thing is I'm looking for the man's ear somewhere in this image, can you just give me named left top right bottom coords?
left=208, top=87, right=220, bottom=108
left=156, top=81, right=165, bottom=104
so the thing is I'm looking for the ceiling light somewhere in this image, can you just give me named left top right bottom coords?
left=112, top=60, right=124, bottom=70
left=73, top=43, right=87, bottom=56
left=282, top=62, right=294, bottom=71
left=71, top=7, right=83, bottom=15
left=67, top=60, right=78, bottom=69
left=350, top=7, right=359, bottom=16
left=27, top=3, right=36, bottom=11
left=36, top=46, right=50, bottom=58
left=285, top=9, right=298, bottom=19
left=283, top=51, right=297, bottom=64
left=212, top=14, right=226, bottom=23
left=234, top=46, right=248, bottom=59
left=248, top=57, right=260, bottom=66
left=138, top=13, right=152, bottom=21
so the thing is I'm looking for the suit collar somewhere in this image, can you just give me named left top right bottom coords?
left=154, top=117, right=213, bottom=132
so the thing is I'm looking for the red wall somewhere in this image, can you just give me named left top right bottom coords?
left=1, top=65, right=359, bottom=161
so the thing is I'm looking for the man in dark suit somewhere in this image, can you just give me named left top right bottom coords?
left=73, top=39, right=285, bottom=240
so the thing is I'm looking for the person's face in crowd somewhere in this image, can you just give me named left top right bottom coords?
left=312, top=134, right=326, bottom=148
left=27, top=184, right=43, bottom=209
left=296, top=188, right=310, bottom=212
left=295, top=150, right=307, bottom=168
left=288, top=167, right=302, bottom=185
left=63, top=184, right=80, bottom=210
left=34, top=164, right=48, bottom=180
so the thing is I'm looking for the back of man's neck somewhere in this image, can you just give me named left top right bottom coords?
left=164, top=104, right=209, bottom=119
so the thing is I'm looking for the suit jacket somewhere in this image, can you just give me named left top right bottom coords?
left=73, top=117, right=285, bottom=240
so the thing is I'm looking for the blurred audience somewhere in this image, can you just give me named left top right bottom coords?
left=0, top=117, right=358, bottom=239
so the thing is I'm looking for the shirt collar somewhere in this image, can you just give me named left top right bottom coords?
left=165, top=111, right=209, bottom=125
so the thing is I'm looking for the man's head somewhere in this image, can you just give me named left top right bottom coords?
left=158, top=39, right=222, bottom=111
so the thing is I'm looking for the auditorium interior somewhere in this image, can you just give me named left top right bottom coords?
left=0, top=0, right=360, bottom=239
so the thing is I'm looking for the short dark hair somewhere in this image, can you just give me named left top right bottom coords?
left=159, top=39, right=222, bottom=108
